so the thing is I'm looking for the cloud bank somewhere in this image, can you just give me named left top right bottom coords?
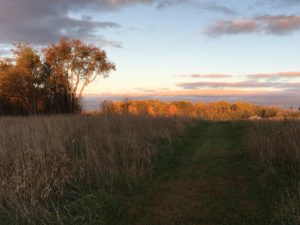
left=248, top=71, right=300, bottom=79
left=0, top=0, right=143, bottom=46
left=177, top=81, right=300, bottom=90
left=177, top=71, right=300, bottom=91
left=180, top=74, right=232, bottom=78
left=207, top=15, right=300, bottom=36
left=0, top=0, right=238, bottom=46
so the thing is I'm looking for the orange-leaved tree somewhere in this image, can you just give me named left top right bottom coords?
left=43, top=37, right=116, bottom=112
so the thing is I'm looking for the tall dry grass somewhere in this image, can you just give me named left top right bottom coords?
left=0, top=114, right=191, bottom=224
left=247, top=120, right=300, bottom=224
left=248, top=120, right=300, bottom=172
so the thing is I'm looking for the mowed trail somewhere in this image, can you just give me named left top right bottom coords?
left=137, top=122, right=273, bottom=225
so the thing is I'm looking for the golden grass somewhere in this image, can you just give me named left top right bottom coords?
left=0, top=114, right=191, bottom=224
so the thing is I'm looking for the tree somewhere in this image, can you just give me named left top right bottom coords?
left=167, top=104, right=178, bottom=116
left=1, top=44, right=45, bottom=115
left=100, top=100, right=114, bottom=114
left=171, top=101, right=194, bottom=116
left=43, top=37, right=116, bottom=112
left=194, top=102, right=206, bottom=118
left=0, top=58, right=21, bottom=114
left=0, top=37, right=116, bottom=115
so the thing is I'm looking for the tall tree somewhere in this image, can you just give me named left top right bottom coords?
left=43, top=37, right=116, bottom=112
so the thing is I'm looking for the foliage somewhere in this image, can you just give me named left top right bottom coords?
left=99, top=99, right=291, bottom=120
left=0, top=37, right=115, bottom=115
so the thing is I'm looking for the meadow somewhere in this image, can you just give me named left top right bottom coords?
left=0, top=6, right=299, bottom=225
left=0, top=114, right=191, bottom=224
left=248, top=120, right=300, bottom=224
left=0, top=113, right=299, bottom=225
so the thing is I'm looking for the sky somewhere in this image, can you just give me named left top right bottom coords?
left=0, top=0, right=300, bottom=109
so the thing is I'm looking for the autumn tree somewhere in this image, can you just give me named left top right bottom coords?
left=0, top=58, right=19, bottom=114
left=194, top=102, right=206, bottom=118
left=171, top=101, right=194, bottom=116
left=100, top=100, right=114, bottom=114
left=0, top=58, right=12, bottom=91
left=1, top=44, right=47, bottom=115
left=43, top=37, right=115, bottom=112
left=0, top=37, right=116, bottom=115
left=167, top=104, right=178, bottom=116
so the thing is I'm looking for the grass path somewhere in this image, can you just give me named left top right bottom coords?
left=134, top=121, right=274, bottom=225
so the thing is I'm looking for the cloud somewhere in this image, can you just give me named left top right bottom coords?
left=0, top=0, right=130, bottom=47
left=199, top=3, right=236, bottom=16
left=96, top=38, right=123, bottom=48
left=0, top=49, right=9, bottom=56
left=0, top=0, right=238, bottom=46
left=258, top=15, right=300, bottom=34
left=248, top=71, right=300, bottom=79
left=135, top=87, right=170, bottom=93
left=177, top=81, right=272, bottom=89
left=157, top=0, right=236, bottom=15
left=177, top=81, right=300, bottom=90
left=180, top=74, right=232, bottom=78
left=177, top=72, right=300, bottom=90
left=262, top=0, right=300, bottom=7
left=207, top=20, right=257, bottom=36
left=156, top=0, right=191, bottom=9
left=207, top=15, right=300, bottom=36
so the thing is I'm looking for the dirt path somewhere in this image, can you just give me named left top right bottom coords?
left=137, top=122, right=273, bottom=225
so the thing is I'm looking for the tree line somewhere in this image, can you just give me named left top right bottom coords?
left=100, top=99, right=295, bottom=120
left=0, top=37, right=115, bottom=115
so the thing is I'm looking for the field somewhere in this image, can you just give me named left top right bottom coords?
left=0, top=114, right=299, bottom=225
left=0, top=2, right=298, bottom=225
left=248, top=120, right=300, bottom=224
left=0, top=114, right=191, bottom=224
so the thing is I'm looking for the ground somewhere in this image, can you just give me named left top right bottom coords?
left=130, top=121, right=274, bottom=225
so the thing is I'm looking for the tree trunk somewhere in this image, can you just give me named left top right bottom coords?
left=30, top=92, right=37, bottom=115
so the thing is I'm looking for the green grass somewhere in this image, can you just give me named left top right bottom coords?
left=130, top=121, right=275, bottom=225
left=58, top=121, right=276, bottom=225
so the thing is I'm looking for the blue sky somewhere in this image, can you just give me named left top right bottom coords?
left=0, top=0, right=300, bottom=108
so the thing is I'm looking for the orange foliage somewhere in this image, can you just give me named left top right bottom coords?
left=147, top=106, right=156, bottom=116
left=128, top=105, right=138, bottom=114
left=99, top=99, right=290, bottom=120
left=168, top=104, right=178, bottom=115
